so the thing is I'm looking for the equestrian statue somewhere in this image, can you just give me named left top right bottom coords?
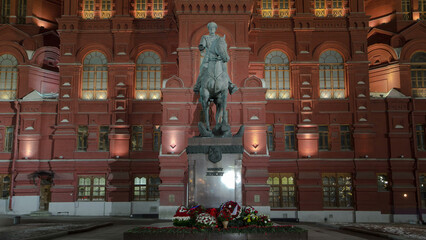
left=193, top=22, right=241, bottom=137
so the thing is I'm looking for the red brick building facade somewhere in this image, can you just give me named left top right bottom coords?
left=0, top=0, right=425, bottom=223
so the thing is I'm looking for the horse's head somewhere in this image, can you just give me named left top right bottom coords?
left=215, top=35, right=230, bottom=62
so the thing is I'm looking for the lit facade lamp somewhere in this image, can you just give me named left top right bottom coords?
left=252, top=143, right=259, bottom=154
left=170, top=143, right=176, bottom=154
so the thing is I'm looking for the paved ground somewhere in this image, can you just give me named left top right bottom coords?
left=296, top=223, right=387, bottom=240
left=0, top=215, right=390, bottom=240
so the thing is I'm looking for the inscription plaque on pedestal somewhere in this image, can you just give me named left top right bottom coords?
left=187, top=137, right=243, bottom=208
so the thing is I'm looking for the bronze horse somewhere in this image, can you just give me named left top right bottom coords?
left=198, top=35, right=232, bottom=137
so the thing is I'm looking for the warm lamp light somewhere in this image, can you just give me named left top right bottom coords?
left=403, top=193, right=408, bottom=198
left=252, top=143, right=259, bottom=155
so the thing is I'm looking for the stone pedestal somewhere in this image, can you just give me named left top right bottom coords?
left=186, top=137, right=243, bottom=208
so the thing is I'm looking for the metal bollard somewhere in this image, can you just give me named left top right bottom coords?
left=13, top=216, right=20, bottom=225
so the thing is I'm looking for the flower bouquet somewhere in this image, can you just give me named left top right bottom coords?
left=243, top=206, right=258, bottom=216
left=219, top=201, right=241, bottom=220
left=206, top=208, right=218, bottom=218
left=257, top=214, right=273, bottom=226
left=217, top=208, right=232, bottom=228
left=195, top=213, right=217, bottom=228
left=187, top=205, right=206, bottom=218
left=172, top=206, right=192, bottom=227
left=243, top=213, right=259, bottom=225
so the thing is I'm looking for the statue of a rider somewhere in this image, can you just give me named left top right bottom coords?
left=193, top=22, right=238, bottom=95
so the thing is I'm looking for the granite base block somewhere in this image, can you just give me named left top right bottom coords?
left=123, top=232, right=308, bottom=240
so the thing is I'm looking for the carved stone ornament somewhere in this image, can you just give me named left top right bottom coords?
left=208, top=146, right=222, bottom=163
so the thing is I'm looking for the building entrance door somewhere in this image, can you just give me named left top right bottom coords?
left=39, top=181, right=51, bottom=211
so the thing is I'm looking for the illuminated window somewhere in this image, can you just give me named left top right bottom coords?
left=420, top=173, right=426, bottom=208
left=17, top=0, right=26, bottom=24
left=0, top=0, right=11, bottom=23
left=135, top=51, right=162, bottom=100
left=314, top=0, right=326, bottom=17
left=262, top=0, right=273, bottom=18
left=0, top=54, right=18, bottom=100
left=99, top=126, right=109, bottom=151
left=82, top=0, right=95, bottom=19
left=131, top=126, right=143, bottom=151
left=377, top=173, right=390, bottom=192
left=153, top=125, right=161, bottom=151
left=265, top=51, right=291, bottom=100
left=101, top=0, right=113, bottom=19
left=152, top=0, right=163, bottom=18
left=319, top=50, right=345, bottom=99
left=134, top=0, right=147, bottom=18
left=318, top=125, right=329, bottom=151
left=420, top=0, right=426, bottom=20
left=78, top=176, right=106, bottom=201
left=267, top=173, right=296, bottom=208
left=284, top=125, right=296, bottom=151
left=402, top=0, right=411, bottom=20
left=411, top=52, right=426, bottom=98
left=340, top=125, right=352, bottom=150
left=267, top=125, right=274, bottom=152
left=4, top=126, right=13, bottom=152
left=416, top=124, right=426, bottom=150
left=278, top=0, right=291, bottom=17
left=0, top=175, right=10, bottom=198
left=332, top=0, right=344, bottom=17
left=77, top=126, right=88, bottom=151
left=133, top=175, right=161, bottom=201
left=82, top=51, right=108, bottom=100
left=322, top=173, right=352, bottom=208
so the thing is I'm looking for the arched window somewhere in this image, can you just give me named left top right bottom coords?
left=81, top=51, right=108, bottom=100
left=411, top=51, right=426, bottom=98
left=264, top=51, right=291, bottom=100
left=0, top=54, right=18, bottom=100
left=135, top=51, right=162, bottom=100
left=319, top=50, right=345, bottom=99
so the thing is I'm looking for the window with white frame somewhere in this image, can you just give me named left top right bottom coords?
left=319, top=50, right=345, bottom=99
left=0, top=0, right=11, bottom=23
left=411, top=52, right=426, bottom=98
left=81, top=51, right=108, bottom=100
left=265, top=51, right=291, bottom=100
left=0, top=54, right=17, bottom=100
left=133, top=175, right=161, bottom=201
left=77, top=176, right=106, bottom=201
left=152, top=0, right=163, bottom=18
left=82, top=0, right=95, bottom=19
left=134, top=0, right=147, bottom=18
left=0, top=175, right=10, bottom=198
left=278, top=0, right=291, bottom=17
left=314, top=0, right=326, bottom=17
left=267, top=173, right=296, bottom=208
left=135, top=51, right=162, bottom=100
left=322, top=173, right=353, bottom=208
